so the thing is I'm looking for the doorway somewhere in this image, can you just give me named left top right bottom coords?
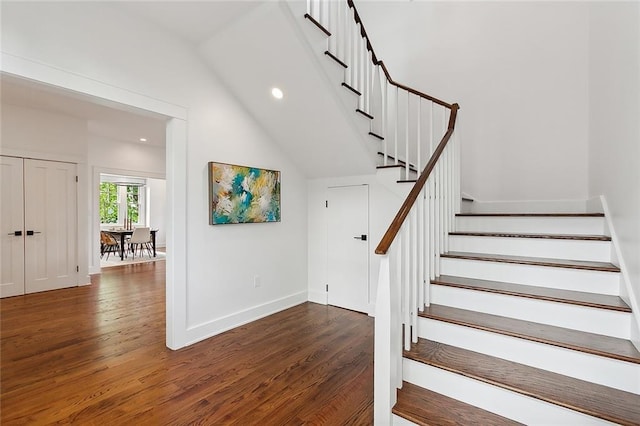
left=1, top=156, right=78, bottom=297
left=327, top=184, right=369, bottom=313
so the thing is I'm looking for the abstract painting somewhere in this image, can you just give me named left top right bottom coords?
left=208, top=162, right=281, bottom=225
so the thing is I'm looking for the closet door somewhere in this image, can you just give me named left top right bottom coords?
left=0, top=156, right=26, bottom=298
left=24, top=159, right=77, bottom=294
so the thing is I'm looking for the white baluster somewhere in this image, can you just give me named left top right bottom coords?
left=434, top=163, right=441, bottom=277
left=394, top=86, right=399, bottom=165
left=410, top=207, right=418, bottom=344
left=417, top=187, right=425, bottom=312
left=417, top=97, right=422, bottom=173
left=402, top=224, right=410, bottom=351
left=405, top=92, right=410, bottom=180
left=429, top=101, right=434, bottom=156
left=328, top=1, right=337, bottom=55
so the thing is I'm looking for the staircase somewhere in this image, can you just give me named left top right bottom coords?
left=299, top=1, right=640, bottom=424
left=394, top=212, right=640, bottom=425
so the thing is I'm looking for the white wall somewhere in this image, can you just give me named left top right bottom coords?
left=308, top=174, right=401, bottom=314
left=1, top=103, right=88, bottom=159
left=147, top=178, right=166, bottom=248
left=588, top=2, right=640, bottom=346
left=2, top=1, right=308, bottom=348
left=357, top=1, right=590, bottom=203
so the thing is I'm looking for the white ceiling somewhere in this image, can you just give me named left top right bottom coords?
left=1, top=1, right=379, bottom=177
left=116, top=1, right=263, bottom=45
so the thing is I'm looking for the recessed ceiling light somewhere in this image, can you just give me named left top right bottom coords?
left=271, top=87, right=284, bottom=100
left=139, top=138, right=147, bottom=142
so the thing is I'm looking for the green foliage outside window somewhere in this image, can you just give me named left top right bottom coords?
left=127, top=186, right=140, bottom=223
left=99, top=182, right=118, bottom=223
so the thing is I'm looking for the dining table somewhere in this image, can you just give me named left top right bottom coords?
left=104, top=229, right=158, bottom=261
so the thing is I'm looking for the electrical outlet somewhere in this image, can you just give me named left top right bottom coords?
left=254, top=275, right=261, bottom=288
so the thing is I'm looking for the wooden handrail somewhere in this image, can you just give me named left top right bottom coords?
left=346, top=0, right=453, bottom=109
left=375, top=104, right=459, bottom=255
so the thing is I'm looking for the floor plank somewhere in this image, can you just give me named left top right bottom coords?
left=393, top=381, right=521, bottom=425
left=1, top=262, right=374, bottom=425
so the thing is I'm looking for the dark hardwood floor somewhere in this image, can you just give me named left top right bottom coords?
left=1, top=262, right=374, bottom=425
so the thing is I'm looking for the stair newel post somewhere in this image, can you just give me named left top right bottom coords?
left=374, top=253, right=394, bottom=425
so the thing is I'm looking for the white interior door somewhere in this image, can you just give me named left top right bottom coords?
left=327, top=185, right=369, bottom=313
left=24, top=159, right=77, bottom=294
left=0, top=156, right=26, bottom=297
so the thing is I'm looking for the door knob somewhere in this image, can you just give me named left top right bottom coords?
left=7, top=231, right=22, bottom=236
left=26, top=230, right=42, bottom=236
left=353, top=234, right=367, bottom=241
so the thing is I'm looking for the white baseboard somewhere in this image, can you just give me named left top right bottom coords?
left=184, top=291, right=308, bottom=347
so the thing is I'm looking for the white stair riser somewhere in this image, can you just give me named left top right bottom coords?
left=418, top=317, right=640, bottom=394
left=440, top=257, right=620, bottom=295
left=430, top=285, right=631, bottom=339
left=392, top=414, right=417, bottom=426
left=449, top=235, right=611, bottom=263
left=455, top=216, right=605, bottom=235
left=404, top=359, right=615, bottom=425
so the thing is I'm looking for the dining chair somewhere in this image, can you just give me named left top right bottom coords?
left=128, top=227, right=152, bottom=259
left=100, top=231, right=120, bottom=260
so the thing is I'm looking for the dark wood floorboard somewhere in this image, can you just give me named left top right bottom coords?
left=442, top=251, right=620, bottom=272
left=455, top=213, right=605, bottom=217
left=0, top=262, right=374, bottom=425
left=449, top=232, right=611, bottom=241
left=405, top=339, right=640, bottom=426
left=420, top=305, right=640, bottom=363
left=432, top=275, right=631, bottom=312
left=393, top=381, right=521, bottom=425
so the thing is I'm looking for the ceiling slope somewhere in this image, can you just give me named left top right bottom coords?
left=197, top=1, right=376, bottom=179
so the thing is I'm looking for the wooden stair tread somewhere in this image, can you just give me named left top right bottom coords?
left=393, top=381, right=521, bottom=426
left=405, top=339, right=640, bottom=425
left=420, top=305, right=640, bottom=364
left=442, top=251, right=620, bottom=272
left=376, top=152, right=418, bottom=173
left=324, top=50, right=347, bottom=68
left=450, top=231, right=611, bottom=241
left=432, top=275, right=631, bottom=312
left=456, top=213, right=605, bottom=217
left=397, top=179, right=417, bottom=184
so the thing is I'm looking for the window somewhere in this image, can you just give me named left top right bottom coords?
left=99, top=176, right=146, bottom=226
left=99, top=182, right=119, bottom=224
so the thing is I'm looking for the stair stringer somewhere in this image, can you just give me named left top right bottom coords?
left=281, top=0, right=381, bottom=168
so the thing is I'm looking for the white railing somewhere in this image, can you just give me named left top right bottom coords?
left=305, top=1, right=461, bottom=423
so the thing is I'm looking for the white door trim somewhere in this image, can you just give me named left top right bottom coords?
left=1, top=53, right=189, bottom=350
